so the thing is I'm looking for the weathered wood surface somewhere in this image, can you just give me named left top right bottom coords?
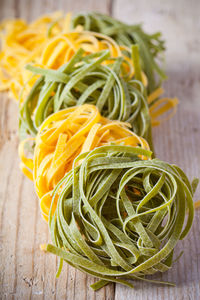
left=0, top=0, right=199, bottom=299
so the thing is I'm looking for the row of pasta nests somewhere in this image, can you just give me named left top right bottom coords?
left=0, top=12, right=177, bottom=126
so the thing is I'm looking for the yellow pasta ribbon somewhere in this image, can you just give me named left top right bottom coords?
left=18, top=137, right=35, bottom=180
left=148, top=87, right=179, bottom=126
left=0, top=12, right=143, bottom=102
left=18, top=104, right=149, bottom=221
left=0, top=12, right=70, bottom=98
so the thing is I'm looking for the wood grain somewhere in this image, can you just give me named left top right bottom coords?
left=114, top=1, right=200, bottom=299
left=0, top=0, right=199, bottom=299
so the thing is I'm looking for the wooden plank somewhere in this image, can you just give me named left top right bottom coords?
left=113, top=0, right=200, bottom=299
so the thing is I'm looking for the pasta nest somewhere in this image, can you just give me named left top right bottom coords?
left=46, top=145, right=194, bottom=290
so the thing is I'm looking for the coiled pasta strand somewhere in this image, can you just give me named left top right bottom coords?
left=0, top=13, right=178, bottom=130
left=19, top=49, right=152, bottom=145
left=45, top=145, right=195, bottom=290
left=0, top=13, right=144, bottom=101
left=18, top=104, right=150, bottom=220
left=71, top=12, right=166, bottom=92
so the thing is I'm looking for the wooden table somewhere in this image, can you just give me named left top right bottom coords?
left=0, top=0, right=199, bottom=299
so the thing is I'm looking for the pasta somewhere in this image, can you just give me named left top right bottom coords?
left=19, top=49, right=153, bottom=148
left=1, top=12, right=178, bottom=136
left=0, top=12, right=178, bottom=129
left=44, top=145, right=195, bottom=290
left=19, top=104, right=150, bottom=220
left=0, top=12, right=71, bottom=99
left=0, top=10, right=197, bottom=292
left=71, top=12, right=166, bottom=92
left=0, top=13, right=146, bottom=101
left=19, top=48, right=178, bottom=150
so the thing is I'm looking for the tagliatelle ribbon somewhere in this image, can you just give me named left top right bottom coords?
left=1, top=12, right=178, bottom=131
left=19, top=49, right=153, bottom=146
left=0, top=13, right=146, bottom=102
left=18, top=104, right=150, bottom=221
left=194, top=200, right=200, bottom=208
left=71, top=12, right=167, bottom=93
left=147, top=87, right=179, bottom=126
left=44, top=145, right=195, bottom=290
left=0, top=12, right=71, bottom=98
left=40, top=31, right=145, bottom=83
left=18, top=137, right=35, bottom=180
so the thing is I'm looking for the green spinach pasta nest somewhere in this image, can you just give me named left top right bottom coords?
left=19, top=49, right=151, bottom=144
left=46, top=145, right=195, bottom=290
left=71, top=12, right=166, bottom=92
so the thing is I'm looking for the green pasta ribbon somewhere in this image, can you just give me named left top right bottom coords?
left=46, top=145, right=195, bottom=290
left=19, top=49, right=152, bottom=146
left=71, top=12, right=167, bottom=92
